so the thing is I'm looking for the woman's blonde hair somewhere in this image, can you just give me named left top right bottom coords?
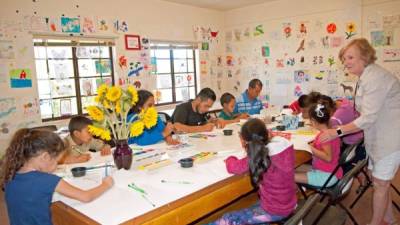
left=338, top=38, right=377, bottom=65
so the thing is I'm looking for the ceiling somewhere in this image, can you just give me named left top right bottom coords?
left=161, top=0, right=277, bottom=11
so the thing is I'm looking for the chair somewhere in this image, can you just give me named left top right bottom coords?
left=297, top=140, right=362, bottom=199
left=207, top=109, right=222, bottom=119
left=310, top=159, right=368, bottom=225
left=158, top=112, right=172, bottom=125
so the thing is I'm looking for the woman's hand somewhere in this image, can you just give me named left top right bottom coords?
left=162, top=122, right=175, bottom=137
left=319, top=129, right=338, bottom=143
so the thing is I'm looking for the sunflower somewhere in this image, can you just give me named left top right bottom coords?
left=116, top=101, right=121, bottom=114
left=127, top=85, right=139, bottom=105
left=346, top=22, right=356, bottom=33
left=106, top=86, right=122, bottom=102
left=97, top=84, right=108, bottom=97
left=88, top=125, right=111, bottom=141
left=130, top=121, right=145, bottom=137
left=140, top=107, right=158, bottom=129
left=86, top=106, right=104, bottom=121
left=102, top=99, right=111, bottom=109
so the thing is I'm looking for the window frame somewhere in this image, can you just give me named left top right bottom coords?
left=150, top=43, right=198, bottom=106
left=33, top=39, right=115, bottom=122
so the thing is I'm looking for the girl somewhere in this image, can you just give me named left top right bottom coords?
left=127, top=90, right=179, bottom=146
left=1, top=128, right=113, bottom=225
left=295, top=103, right=342, bottom=187
left=208, top=118, right=296, bottom=225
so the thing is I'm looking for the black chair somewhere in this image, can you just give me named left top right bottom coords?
left=297, top=140, right=362, bottom=199
left=158, top=112, right=172, bottom=125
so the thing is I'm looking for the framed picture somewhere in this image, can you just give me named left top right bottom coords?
left=125, top=35, right=141, bottom=50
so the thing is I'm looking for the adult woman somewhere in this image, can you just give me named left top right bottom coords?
left=127, top=90, right=179, bottom=146
left=320, top=38, right=400, bottom=225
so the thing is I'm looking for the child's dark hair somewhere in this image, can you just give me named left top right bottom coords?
left=298, top=95, right=309, bottom=108
left=308, top=103, right=331, bottom=125
left=129, top=90, right=154, bottom=114
left=68, top=116, right=93, bottom=136
left=318, top=95, right=336, bottom=113
left=240, top=118, right=270, bottom=187
left=220, top=92, right=235, bottom=106
left=1, top=128, right=67, bottom=189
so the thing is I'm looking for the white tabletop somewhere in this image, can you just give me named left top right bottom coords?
left=53, top=122, right=316, bottom=225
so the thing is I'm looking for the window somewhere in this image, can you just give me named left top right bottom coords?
left=150, top=42, right=198, bottom=105
left=33, top=38, right=115, bottom=121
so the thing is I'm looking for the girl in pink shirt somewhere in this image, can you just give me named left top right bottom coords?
left=295, top=103, right=342, bottom=187
left=207, top=118, right=296, bottom=225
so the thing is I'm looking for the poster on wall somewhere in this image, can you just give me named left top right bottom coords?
left=0, top=97, right=17, bottom=140
left=61, top=17, right=81, bottom=33
left=382, top=49, right=400, bottom=62
left=17, top=97, right=40, bottom=117
left=0, top=40, right=15, bottom=59
left=10, top=69, right=32, bottom=88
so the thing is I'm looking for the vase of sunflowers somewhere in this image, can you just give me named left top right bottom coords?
left=87, top=84, right=158, bottom=170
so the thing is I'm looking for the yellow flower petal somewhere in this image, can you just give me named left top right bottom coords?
left=86, top=106, right=104, bottom=121
left=346, top=22, right=356, bottom=33
left=140, top=107, right=158, bottom=129
left=116, top=101, right=121, bottom=113
left=97, top=84, right=108, bottom=97
left=130, top=121, right=144, bottom=137
left=106, top=86, right=122, bottom=102
left=127, top=85, right=139, bottom=105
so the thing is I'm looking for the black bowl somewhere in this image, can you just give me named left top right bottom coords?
left=178, top=158, right=194, bottom=168
left=223, top=129, right=233, bottom=136
left=276, top=125, right=286, bottom=131
left=71, top=167, right=86, bottom=177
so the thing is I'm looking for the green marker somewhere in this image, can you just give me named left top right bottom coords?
left=128, top=183, right=147, bottom=195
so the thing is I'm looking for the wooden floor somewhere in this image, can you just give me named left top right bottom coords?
left=1, top=172, right=399, bottom=225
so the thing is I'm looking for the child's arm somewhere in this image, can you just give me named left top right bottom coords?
left=225, top=156, right=249, bottom=175
left=89, top=139, right=111, bottom=156
left=310, top=143, right=332, bottom=162
left=58, top=150, right=91, bottom=164
left=55, top=177, right=114, bottom=203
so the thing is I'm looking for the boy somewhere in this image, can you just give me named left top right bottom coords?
left=219, top=92, right=249, bottom=125
left=59, top=116, right=111, bottom=164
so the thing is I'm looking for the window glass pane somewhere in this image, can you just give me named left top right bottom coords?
left=40, top=99, right=53, bottom=119
left=80, top=78, right=98, bottom=96
left=48, top=59, right=73, bottom=79
left=95, top=77, right=112, bottom=87
left=173, top=49, right=186, bottom=58
left=176, top=87, right=190, bottom=102
left=34, top=47, right=47, bottom=58
left=174, top=59, right=187, bottom=73
left=82, top=96, right=96, bottom=113
left=156, top=74, right=172, bottom=89
left=50, top=79, right=76, bottom=98
left=78, top=59, right=97, bottom=77
left=175, top=74, right=188, bottom=87
left=99, top=46, right=110, bottom=58
left=186, top=50, right=194, bottom=58
left=47, top=47, right=72, bottom=59
left=187, top=73, right=195, bottom=86
left=38, top=80, right=51, bottom=98
left=35, top=60, right=48, bottom=79
left=189, top=87, right=196, bottom=99
left=155, top=49, right=170, bottom=58
left=187, top=59, right=194, bottom=72
left=76, top=46, right=103, bottom=58
left=95, top=59, right=112, bottom=75
left=156, top=59, right=171, bottom=73
left=156, top=89, right=173, bottom=104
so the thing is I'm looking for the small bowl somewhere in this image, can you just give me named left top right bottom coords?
left=223, top=129, right=233, bottom=136
left=298, top=121, right=305, bottom=127
left=71, top=167, right=86, bottom=177
left=276, top=125, right=286, bottom=131
left=178, top=158, right=194, bottom=168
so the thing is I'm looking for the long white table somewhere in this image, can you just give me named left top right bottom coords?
left=51, top=122, right=316, bottom=225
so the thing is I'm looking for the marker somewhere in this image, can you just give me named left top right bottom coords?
left=161, top=180, right=192, bottom=184
left=128, top=183, right=147, bottom=195
left=141, top=194, right=156, bottom=207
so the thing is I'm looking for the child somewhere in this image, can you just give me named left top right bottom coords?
left=60, top=116, right=111, bottom=164
left=208, top=118, right=296, bottom=225
left=1, top=128, right=113, bottom=225
left=295, top=103, right=342, bottom=187
left=218, top=92, right=249, bottom=125
left=127, top=90, right=179, bottom=145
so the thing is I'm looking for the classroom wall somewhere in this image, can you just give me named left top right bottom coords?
left=0, top=0, right=224, bottom=153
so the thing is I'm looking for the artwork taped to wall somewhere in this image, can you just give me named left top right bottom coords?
left=294, top=70, right=310, bottom=83
left=0, top=97, right=16, bottom=120
left=23, top=16, right=47, bottom=32
left=0, top=40, right=15, bottom=59
left=10, top=69, right=32, bottom=88
left=17, top=97, right=40, bottom=117
left=382, top=49, right=400, bottom=62
left=45, top=17, right=60, bottom=32
left=82, top=17, right=96, bottom=33
left=97, top=18, right=109, bottom=31
left=61, top=17, right=80, bottom=33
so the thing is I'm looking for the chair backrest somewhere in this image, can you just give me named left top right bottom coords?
left=327, top=159, right=368, bottom=199
left=338, top=140, right=363, bottom=166
left=207, top=109, right=222, bottom=119
left=284, top=194, right=321, bottom=225
left=158, top=112, right=171, bottom=125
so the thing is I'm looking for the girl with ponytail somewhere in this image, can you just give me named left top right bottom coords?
left=1, top=128, right=114, bottom=225
left=207, top=118, right=296, bottom=225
